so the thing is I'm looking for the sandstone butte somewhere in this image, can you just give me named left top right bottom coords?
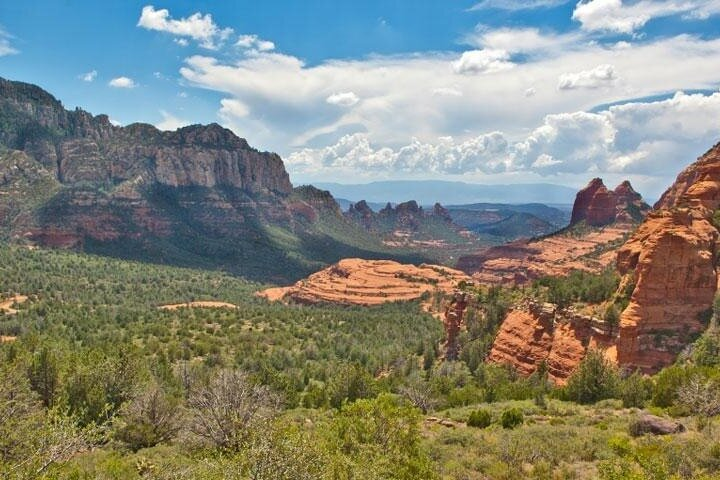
left=457, top=178, right=650, bottom=285
left=258, top=258, right=470, bottom=306
left=487, top=142, right=720, bottom=381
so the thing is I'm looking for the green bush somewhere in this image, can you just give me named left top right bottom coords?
left=466, top=408, right=492, bottom=428
left=500, top=408, right=523, bottom=429
left=534, top=269, right=620, bottom=308
left=603, top=305, right=621, bottom=328
left=565, top=349, right=620, bottom=404
left=651, top=365, right=689, bottom=408
left=620, top=371, right=651, bottom=408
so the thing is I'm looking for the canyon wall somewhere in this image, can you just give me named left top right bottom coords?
left=614, top=142, right=720, bottom=373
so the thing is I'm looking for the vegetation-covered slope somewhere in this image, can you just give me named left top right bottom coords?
left=1, top=244, right=719, bottom=479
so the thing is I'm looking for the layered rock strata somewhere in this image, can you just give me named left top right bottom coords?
left=258, top=258, right=470, bottom=306
left=488, top=302, right=615, bottom=384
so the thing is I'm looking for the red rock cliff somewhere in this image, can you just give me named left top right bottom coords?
left=488, top=302, right=615, bottom=384
left=615, top=142, right=720, bottom=373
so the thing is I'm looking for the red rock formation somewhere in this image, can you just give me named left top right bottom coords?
left=615, top=142, right=720, bottom=373
left=488, top=302, right=615, bottom=384
left=457, top=226, right=630, bottom=285
left=571, top=178, right=618, bottom=227
left=571, top=178, right=614, bottom=226
left=570, top=178, right=650, bottom=227
left=258, top=258, right=470, bottom=306
left=487, top=144, right=720, bottom=378
left=488, top=307, right=555, bottom=377
left=432, top=202, right=452, bottom=223
left=443, top=292, right=468, bottom=361
left=347, top=200, right=375, bottom=230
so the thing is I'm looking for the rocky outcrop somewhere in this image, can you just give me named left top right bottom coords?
left=288, top=185, right=342, bottom=222
left=0, top=78, right=291, bottom=196
left=570, top=178, right=650, bottom=227
left=615, top=142, right=720, bottom=373
left=0, top=78, right=298, bottom=239
left=630, top=415, right=685, bottom=436
left=486, top=143, right=720, bottom=378
left=432, top=202, right=452, bottom=223
left=571, top=178, right=617, bottom=227
left=347, top=200, right=375, bottom=229
left=488, top=302, right=615, bottom=384
left=258, top=258, right=470, bottom=306
left=344, top=199, right=469, bottom=250
left=379, top=200, right=423, bottom=230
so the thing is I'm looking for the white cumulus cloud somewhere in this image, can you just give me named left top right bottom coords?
left=236, top=34, right=275, bottom=52
left=558, top=64, right=617, bottom=90
left=326, top=92, right=360, bottom=107
left=572, top=0, right=720, bottom=34
left=219, top=98, right=250, bottom=119
left=452, top=49, right=514, bottom=74
left=108, top=76, right=136, bottom=88
left=287, top=131, right=510, bottom=175
left=137, top=5, right=233, bottom=50
left=287, top=91, right=720, bottom=182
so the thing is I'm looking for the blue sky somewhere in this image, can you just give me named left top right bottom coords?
left=1, top=1, right=720, bottom=197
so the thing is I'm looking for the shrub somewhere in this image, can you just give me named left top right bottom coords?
left=324, top=394, right=438, bottom=479
left=446, top=385, right=484, bottom=408
left=114, top=384, right=182, bottom=451
left=187, top=369, right=279, bottom=450
left=651, top=365, right=689, bottom=408
left=327, top=363, right=377, bottom=409
left=500, top=408, right=523, bottom=429
left=565, top=349, right=620, bottom=404
left=603, top=305, right=621, bottom=329
left=467, top=408, right=492, bottom=428
left=692, top=329, right=720, bottom=367
left=620, top=371, right=651, bottom=408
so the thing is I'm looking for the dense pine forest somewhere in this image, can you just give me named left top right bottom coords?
left=1, top=243, right=719, bottom=479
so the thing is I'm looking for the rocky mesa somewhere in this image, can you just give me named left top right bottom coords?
left=258, top=258, right=470, bottom=306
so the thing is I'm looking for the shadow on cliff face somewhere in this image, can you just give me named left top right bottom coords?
left=28, top=183, right=435, bottom=284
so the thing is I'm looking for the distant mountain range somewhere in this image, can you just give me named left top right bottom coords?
left=315, top=180, right=578, bottom=206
